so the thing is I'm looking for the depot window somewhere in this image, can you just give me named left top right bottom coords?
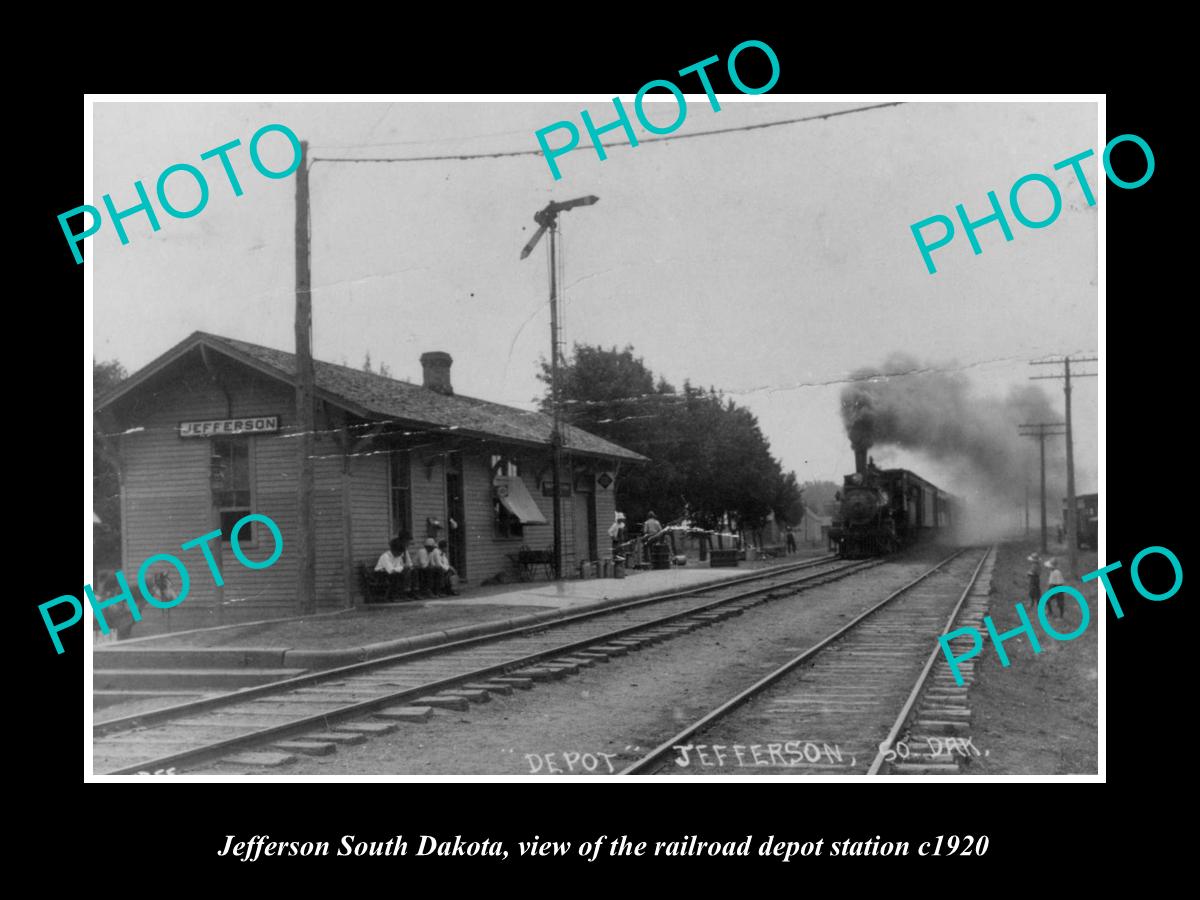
left=211, top=437, right=255, bottom=544
left=390, top=449, right=412, bottom=538
left=494, top=459, right=522, bottom=539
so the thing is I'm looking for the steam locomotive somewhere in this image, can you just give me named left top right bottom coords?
left=830, top=450, right=955, bottom=558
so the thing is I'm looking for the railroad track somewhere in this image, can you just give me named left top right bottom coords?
left=94, top=553, right=879, bottom=774
left=619, top=546, right=994, bottom=776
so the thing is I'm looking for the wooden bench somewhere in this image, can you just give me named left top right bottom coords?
left=508, top=547, right=555, bottom=581
left=358, top=563, right=397, bottom=603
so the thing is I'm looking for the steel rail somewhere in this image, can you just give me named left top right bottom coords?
left=618, top=548, right=971, bottom=775
left=95, top=554, right=839, bottom=737
left=97, top=557, right=874, bottom=774
left=865, top=547, right=992, bottom=775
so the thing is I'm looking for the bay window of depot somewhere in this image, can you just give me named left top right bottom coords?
left=212, top=437, right=254, bottom=544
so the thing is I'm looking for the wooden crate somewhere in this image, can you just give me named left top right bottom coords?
left=710, top=549, right=740, bottom=568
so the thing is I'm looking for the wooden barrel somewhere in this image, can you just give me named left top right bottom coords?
left=650, top=542, right=672, bottom=570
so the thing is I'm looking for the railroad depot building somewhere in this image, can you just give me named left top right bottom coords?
left=95, top=332, right=646, bottom=631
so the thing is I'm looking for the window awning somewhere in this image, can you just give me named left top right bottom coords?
left=495, top=476, right=548, bottom=525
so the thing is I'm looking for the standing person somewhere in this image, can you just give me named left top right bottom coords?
left=1044, top=558, right=1066, bottom=618
left=1026, top=553, right=1042, bottom=608
left=643, top=511, right=667, bottom=568
left=430, top=539, right=459, bottom=596
left=608, top=512, right=627, bottom=562
left=643, top=511, right=663, bottom=549
left=786, top=525, right=797, bottom=555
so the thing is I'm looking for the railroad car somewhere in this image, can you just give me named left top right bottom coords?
left=830, top=461, right=954, bottom=558
left=1063, top=492, right=1098, bottom=549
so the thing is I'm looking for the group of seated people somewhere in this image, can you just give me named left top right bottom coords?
left=373, top=532, right=458, bottom=601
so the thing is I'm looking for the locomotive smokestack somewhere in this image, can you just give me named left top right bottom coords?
left=853, top=442, right=869, bottom=474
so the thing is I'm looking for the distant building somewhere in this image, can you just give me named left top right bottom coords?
left=799, top=505, right=832, bottom=546
left=94, top=332, right=646, bottom=630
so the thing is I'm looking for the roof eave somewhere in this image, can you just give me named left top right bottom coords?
left=94, top=332, right=376, bottom=420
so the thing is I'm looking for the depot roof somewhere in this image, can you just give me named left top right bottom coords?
left=95, top=331, right=648, bottom=463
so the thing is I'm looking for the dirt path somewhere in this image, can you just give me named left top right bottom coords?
left=965, top=540, right=1098, bottom=774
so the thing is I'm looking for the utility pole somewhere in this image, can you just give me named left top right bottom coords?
left=520, top=196, right=599, bottom=579
left=1032, top=355, right=1098, bottom=579
left=548, top=216, right=563, bottom=578
left=1018, top=423, right=1065, bottom=555
left=1022, top=482, right=1032, bottom=540
left=295, top=140, right=317, bottom=614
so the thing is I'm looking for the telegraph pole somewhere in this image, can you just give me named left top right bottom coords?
left=548, top=218, right=563, bottom=578
left=1024, top=483, right=1030, bottom=536
left=1032, top=356, right=1098, bottom=578
left=1018, top=423, right=1065, bottom=555
left=295, top=140, right=317, bottom=614
left=520, top=195, right=599, bottom=579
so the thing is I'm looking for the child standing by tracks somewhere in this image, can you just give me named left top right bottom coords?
left=1044, top=558, right=1066, bottom=618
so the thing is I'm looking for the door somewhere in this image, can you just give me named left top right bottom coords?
left=571, top=480, right=598, bottom=565
left=446, top=458, right=466, bottom=580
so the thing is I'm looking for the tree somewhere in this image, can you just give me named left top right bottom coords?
left=363, top=351, right=392, bottom=379
left=539, top=344, right=800, bottom=536
left=94, top=360, right=127, bottom=567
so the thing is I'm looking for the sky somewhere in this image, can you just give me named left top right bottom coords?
left=90, top=98, right=1099, bottom=505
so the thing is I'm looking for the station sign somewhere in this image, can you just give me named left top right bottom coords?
left=179, top=415, right=279, bottom=438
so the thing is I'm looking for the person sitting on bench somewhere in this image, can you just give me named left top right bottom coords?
left=374, top=536, right=413, bottom=601
left=430, top=539, right=459, bottom=596
left=416, top=538, right=437, bottom=598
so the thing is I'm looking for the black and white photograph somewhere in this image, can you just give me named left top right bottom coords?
left=86, top=95, right=1101, bottom=779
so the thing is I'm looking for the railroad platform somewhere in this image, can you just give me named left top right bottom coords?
left=93, top=555, right=821, bottom=717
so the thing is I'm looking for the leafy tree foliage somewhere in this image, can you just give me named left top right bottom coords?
left=362, top=351, right=392, bottom=378
left=540, top=344, right=801, bottom=532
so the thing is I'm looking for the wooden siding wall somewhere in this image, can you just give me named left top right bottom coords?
left=347, top=447, right=390, bottom=601
left=111, top=352, right=633, bottom=630
left=116, top=359, right=352, bottom=631
left=460, top=452, right=560, bottom=582
left=410, top=451, right=447, bottom=543
left=456, top=455, right=619, bottom=583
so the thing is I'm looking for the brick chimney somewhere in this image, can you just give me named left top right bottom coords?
left=420, top=352, right=454, bottom=395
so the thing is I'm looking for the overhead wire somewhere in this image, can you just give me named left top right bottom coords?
left=308, top=102, right=904, bottom=166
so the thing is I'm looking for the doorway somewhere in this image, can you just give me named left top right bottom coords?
left=572, top=474, right=598, bottom=565
left=445, top=457, right=466, bottom=580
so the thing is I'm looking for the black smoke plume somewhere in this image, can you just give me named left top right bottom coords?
left=840, top=354, right=1062, bottom=502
